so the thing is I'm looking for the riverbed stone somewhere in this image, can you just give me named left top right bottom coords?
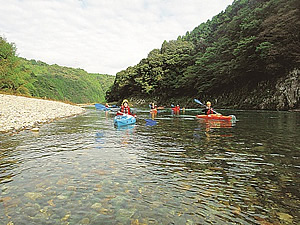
left=24, top=192, right=43, bottom=201
left=277, top=212, right=293, bottom=223
left=80, top=217, right=90, bottom=224
left=91, top=202, right=102, bottom=209
left=57, top=194, right=68, bottom=200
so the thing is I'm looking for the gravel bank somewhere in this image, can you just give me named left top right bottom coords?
left=0, top=94, right=85, bottom=133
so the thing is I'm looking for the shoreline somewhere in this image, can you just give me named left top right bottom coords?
left=0, top=94, right=85, bottom=133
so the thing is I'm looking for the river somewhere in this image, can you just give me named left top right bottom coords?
left=0, top=107, right=299, bottom=224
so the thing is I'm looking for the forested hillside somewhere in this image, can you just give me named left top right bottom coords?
left=107, top=0, right=300, bottom=110
left=0, top=37, right=114, bottom=103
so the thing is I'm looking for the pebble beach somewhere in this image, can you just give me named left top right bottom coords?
left=0, top=94, right=85, bottom=133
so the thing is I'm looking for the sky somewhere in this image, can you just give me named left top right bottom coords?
left=0, top=0, right=233, bottom=75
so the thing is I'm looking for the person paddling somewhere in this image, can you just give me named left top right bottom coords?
left=117, top=99, right=136, bottom=117
left=118, top=99, right=132, bottom=115
left=203, top=101, right=214, bottom=115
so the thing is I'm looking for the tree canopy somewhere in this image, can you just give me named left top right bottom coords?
left=107, top=0, right=300, bottom=104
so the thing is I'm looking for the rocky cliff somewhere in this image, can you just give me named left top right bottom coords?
left=211, top=69, right=299, bottom=111
left=271, top=69, right=299, bottom=110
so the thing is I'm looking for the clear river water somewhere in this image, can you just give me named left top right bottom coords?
left=0, top=107, right=299, bottom=225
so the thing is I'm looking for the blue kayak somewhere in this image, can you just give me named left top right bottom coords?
left=114, top=115, right=136, bottom=126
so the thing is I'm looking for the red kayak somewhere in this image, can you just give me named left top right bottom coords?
left=196, top=114, right=236, bottom=121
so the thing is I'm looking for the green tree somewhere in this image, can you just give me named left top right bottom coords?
left=0, top=36, right=30, bottom=94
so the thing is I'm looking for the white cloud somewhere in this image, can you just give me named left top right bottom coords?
left=0, top=0, right=233, bottom=75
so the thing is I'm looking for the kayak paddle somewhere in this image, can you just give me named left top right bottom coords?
left=95, top=103, right=106, bottom=109
left=95, top=103, right=110, bottom=111
left=145, top=119, right=157, bottom=126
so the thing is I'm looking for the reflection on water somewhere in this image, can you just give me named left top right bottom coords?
left=0, top=108, right=299, bottom=224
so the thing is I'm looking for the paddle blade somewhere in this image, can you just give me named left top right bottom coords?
left=95, top=103, right=106, bottom=109
left=145, top=119, right=157, bottom=126
left=194, top=99, right=204, bottom=106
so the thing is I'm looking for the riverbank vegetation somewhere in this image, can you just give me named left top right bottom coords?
left=107, top=0, right=299, bottom=110
left=0, top=37, right=114, bottom=103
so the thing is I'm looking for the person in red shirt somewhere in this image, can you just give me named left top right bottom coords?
left=203, top=101, right=214, bottom=115
left=119, top=99, right=131, bottom=115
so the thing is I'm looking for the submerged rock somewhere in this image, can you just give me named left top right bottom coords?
left=91, top=202, right=102, bottom=209
left=80, top=217, right=90, bottom=224
left=57, top=195, right=68, bottom=200
left=47, top=199, right=56, bottom=207
left=24, top=192, right=43, bottom=201
left=61, top=213, right=71, bottom=222
left=276, top=212, right=293, bottom=223
left=56, top=177, right=69, bottom=185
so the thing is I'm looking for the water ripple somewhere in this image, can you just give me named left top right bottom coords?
left=0, top=109, right=299, bottom=224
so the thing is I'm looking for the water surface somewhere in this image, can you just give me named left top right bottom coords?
left=0, top=107, right=299, bottom=224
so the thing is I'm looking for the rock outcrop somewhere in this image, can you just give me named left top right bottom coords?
left=259, top=69, right=299, bottom=110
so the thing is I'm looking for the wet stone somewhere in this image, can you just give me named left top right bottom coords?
left=80, top=217, right=90, bottom=224
left=91, top=203, right=102, bottom=209
left=24, top=192, right=43, bottom=201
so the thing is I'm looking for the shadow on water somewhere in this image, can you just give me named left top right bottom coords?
left=0, top=108, right=299, bottom=224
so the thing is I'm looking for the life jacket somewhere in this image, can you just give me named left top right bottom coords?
left=172, top=106, right=180, bottom=111
left=120, top=105, right=130, bottom=114
left=206, top=108, right=214, bottom=115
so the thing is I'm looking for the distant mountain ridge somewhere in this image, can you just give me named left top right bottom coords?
left=19, top=58, right=115, bottom=103
left=0, top=37, right=115, bottom=104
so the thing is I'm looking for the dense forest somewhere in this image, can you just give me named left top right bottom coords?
left=0, top=37, right=114, bottom=103
left=107, top=0, right=300, bottom=110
